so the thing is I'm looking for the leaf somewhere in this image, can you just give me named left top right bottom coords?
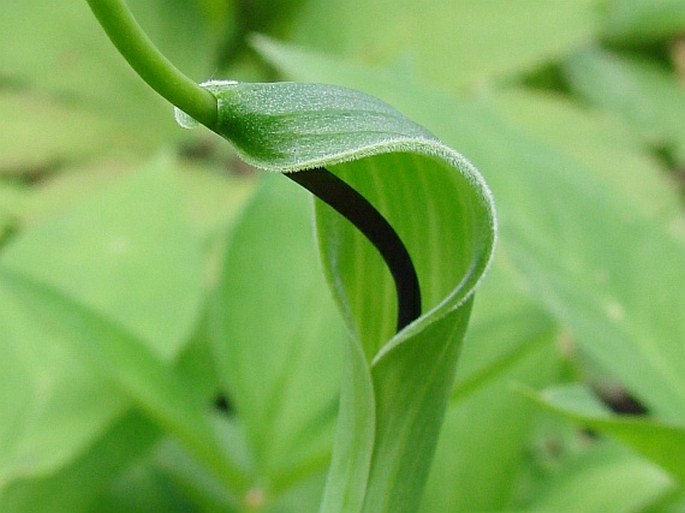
left=198, top=79, right=496, bottom=513
left=0, top=181, right=23, bottom=245
left=288, top=0, right=598, bottom=88
left=527, top=442, right=676, bottom=513
left=0, top=284, right=127, bottom=489
left=562, top=47, right=685, bottom=165
left=177, top=161, right=257, bottom=243
left=96, top=434, right=240, bottom=513
left=491, top=87, right=683, bottom=226
left=450, top=258, right=559, bottom=402
left=0, top=90, right=152, bottom=174
left=252, top=37, right=685, bottom=425
left=420, top=260, right=561, bottom=512
left=211, top=175, right=345, bottom=484
left=0, top=0, right=219, bottom=152
left=0, top=156, right=204, bottom=359
left=601, top=0, right=685, bottom=44
left=0, top=269, right=248, bottom=494
left=0, top=412, right=159, bottom=513
left=523, top=384, right=685, bottom=483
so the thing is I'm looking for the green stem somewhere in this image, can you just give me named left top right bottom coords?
left=85, top=0, right=217, bottom=128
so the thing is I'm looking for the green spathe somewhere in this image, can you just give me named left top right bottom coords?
left=186, top=79, right=496, bottom=513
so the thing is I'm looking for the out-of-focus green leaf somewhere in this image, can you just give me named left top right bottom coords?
left=196, top=78, right=496, bottom=513
left=0, top=182, right=24, bottom=245
left=420, top=259, right=560, bottom=512
left=196, top=0, right=234, bottom=36
left=601, top=0, right=685, bottom=44
left=253, top=37, right=685, bottom=426
left=527, top=443, right=676, bottom=513
left=0, top=0, right=216, bottom=92
left=0, top=269, right=248, bottom=495
left=96, top=460, right=197, bottom=513
left=177, top=162, right=257, bottom=244
left=0, top=0, right=218, bottom=151
left=0, top=157, right=204, bottom=359
left=422, top=342, right=558, bottom=513
left=0, top=284, right=127, bottom=489
left=0, top=412, right=159, bottom=513
left=17, top=160, right=136, bottom=226
left=524, top=384, right=685, bottom=482
left=0, top=90, right=151, bottom=173
left=491, top=87, right=683, bottom=228
left=289, top=0, right=598, bottom=88
left=96, top=434, right=240, bottom=513
left=563, top=47, right=685, bottom=164
left=211, top=175, right=344, bottom=485
left=450, top=259, right=558, bottom=402
left=10, top=157, right=255, bottom=259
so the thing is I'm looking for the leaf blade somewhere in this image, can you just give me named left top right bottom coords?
left=203, top=79, right=496, bottom=513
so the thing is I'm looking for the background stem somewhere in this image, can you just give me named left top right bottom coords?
left=85, top=0, right=217, bottom=127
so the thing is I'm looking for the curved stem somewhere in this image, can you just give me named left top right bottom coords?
left=85, top=0, right=217, bottom=128
left=84, top=0, right=421, bottom=330
left=288, top=168, right=421, bottom=332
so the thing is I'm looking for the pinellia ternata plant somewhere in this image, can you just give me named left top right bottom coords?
left=5, top=1, right=495, bottom=512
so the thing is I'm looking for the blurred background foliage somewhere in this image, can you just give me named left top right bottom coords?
left=1, top=0, right=684, bottom=512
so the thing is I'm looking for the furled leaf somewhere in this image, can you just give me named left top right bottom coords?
left=523, top=384, right=685, bottom=482
left=195, top=79, right=496, bottom=513
left=252, top=36, right=685, bottom=428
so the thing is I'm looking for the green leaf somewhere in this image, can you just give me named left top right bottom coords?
left=0, top=90, right=151, bottom=173
left=0, top=412, right=159, bottom=513
left=420, top=260, right=561, bottom=512
left=0, top=156, right=204, bottom=359
left=252, top=38, right=685, bottom=426
left=0, top=181, right=23, bottom=246
left=211, top=175, right=345, bottom=484
left=562, top=47, right=685, bottom=165
left=0, top=158, right=248, bottom=497
left=0, top=269, right=248, bottom=495
left=96, top=434, right=239, bottom=513
left=0, top=284, right=127, bottom=488
left=288, top=0, right=597, bottom=88
left=0, top=0, right=219, bottom=152
left=601, top=0, right=685, bottom=44
left=527, top=442, right=676, bottom=513
left=491, top=87, right=683, bottom=226
left=177, top=161, right=257, bottom=243
left=523, top=384, right=685, bottom=483
left=200, top=79, right=496, bottom=513
left=450, top=259, right=559, bottom=403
